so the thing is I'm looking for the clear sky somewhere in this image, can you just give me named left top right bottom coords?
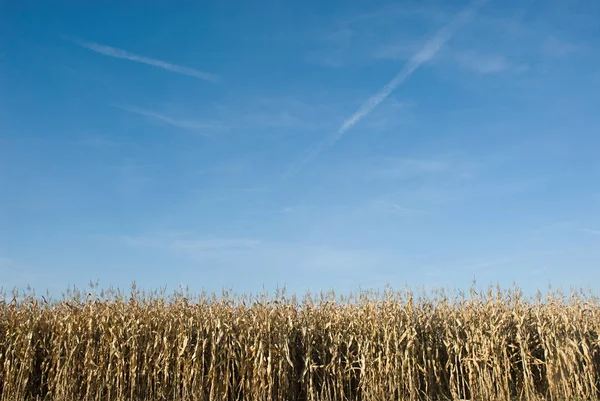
left=2, top=0, right=599, bottom=298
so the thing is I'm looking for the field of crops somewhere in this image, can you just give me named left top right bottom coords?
left=1, top=284, right=599, bottom=401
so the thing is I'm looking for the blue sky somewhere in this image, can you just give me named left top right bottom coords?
left=2, top=0, right=599, bottom=297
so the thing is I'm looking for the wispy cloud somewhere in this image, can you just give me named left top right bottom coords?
left=376, top=42, right=526, bottom=75
left=115, top=105, right=224, bottom=135
left=118, top=233, right=402, bottom=286
left=377, top=200, right=429, bottom=217
left=373, top=40, right=429, bottom=62
left=427, top=256, right=517, bottom=278
left=527, top=267, right=548, bottom=277
left=582, top=229, right=600, bottom=236
left=74, top=133, right=121, bottom=149
left=243, top=111, right=316, bottom=130
left=375, top=157, right=450, bottom=179
left=390, top=203, right=422, bottom=215
left=67, top=37, right=219, bottom=83
left=229, top=96, right=339, bottom=133
left=541, top=36, right=586, bottom=59
left=453, top=51, right=525, bottom=74
left=113, top=160, right=153, bottom=198
left=123, top=235, right=261, bottom=251
left=461, top=257, right=517, bottom=272
left=333, top=3, right=449, bottom=32
left=0, top=257, right=14, bottom=269
left=288, top=0, right=487, bottom=175
left=308, top=3, right=452, bottom=68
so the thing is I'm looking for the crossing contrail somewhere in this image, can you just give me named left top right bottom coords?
left=286, top=0, right=487, bottom=176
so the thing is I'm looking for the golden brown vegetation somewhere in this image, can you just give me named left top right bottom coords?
left=1, top=284, right=599, bottom=401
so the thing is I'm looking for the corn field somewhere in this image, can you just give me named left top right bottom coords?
left=1, top=284, right=599, bottom=401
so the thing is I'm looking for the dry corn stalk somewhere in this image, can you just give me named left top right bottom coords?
left=1, top=284, right=599, bottom=401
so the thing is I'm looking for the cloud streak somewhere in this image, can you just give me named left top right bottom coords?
left=122, top=235, right=261, bottom=251
left=69, top=38, right=219, bottom=83
left=287, top=0, right=486, bottom=175
left=375, top=157, right=451, bottom=178
left=115, top=105, right=224, bottom=134
left=454, top=51, right=513, bottom=74
left=541, top=36, right=586, bottom=59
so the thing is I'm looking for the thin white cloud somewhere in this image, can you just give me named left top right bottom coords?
left=582, top=229, right=600, bottom=236
left=462, top=257, right=517, bottom=272
left=541, top=36, right=585, bottom=59
left=427, top=257, right=517, bottom=278
left=375, top=157, right=450, bottom=178
left=121, top=233, right=262, bottom=252
left=113, top=161, right=153, bottom=198
left=453, top=51, right=516, bottom=74
left=527, top=267, right=548, bottom=277
left=389, top=203, right=429, bottom=217
left=287, top=0, right=487, bottom=175
left=370, top=196, right=428, bottom=217
left=74, top=133, right=121, bottom=149
left=377, top=44, right=525, bottom=75
left=374, top=41, right=429, bottom=61
left=233, top=96, right=339, bottom=132
left=333, top=3, right=449, bottom=31
left=245, top=111, right=311, bottom=129
left=68, top=38, right=219, bottom=83
left=115, top=105, right=224, bottom=134
left=119, top=233, right=398, bottom=281
left=0, top=257, right=14, bottom=268
left=309, top=3, right=453, bottom=68
left=170, top=238, right=262, bottom=251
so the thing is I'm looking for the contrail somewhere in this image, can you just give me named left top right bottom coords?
left=67, top=37, right=219, bottom=83
left=286, top=0, right=486, bottom=176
